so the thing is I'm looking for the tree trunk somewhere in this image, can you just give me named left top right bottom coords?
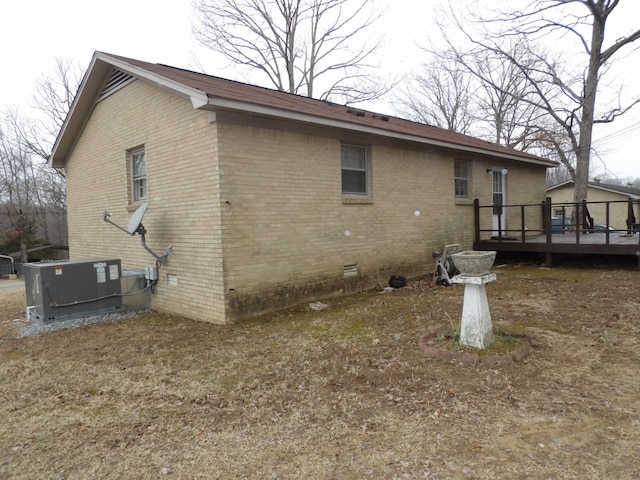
left=573, top=1, right=605, bottom=204
left=20, top=241, right=28, bottom=264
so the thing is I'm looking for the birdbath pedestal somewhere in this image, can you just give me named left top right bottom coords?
left=450, top=251, right=497, bottom=349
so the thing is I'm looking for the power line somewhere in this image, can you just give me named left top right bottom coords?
left=593, top=120, right=640, bottom=148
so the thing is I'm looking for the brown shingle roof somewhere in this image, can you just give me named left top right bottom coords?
left=105, top=52, right=555, bottom=167
left=50, top=51, right=557, bottom=168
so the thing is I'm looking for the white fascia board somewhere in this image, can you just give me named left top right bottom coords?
left=97, top=53, right=209, bottom=107
left=203, top=96, right=556, bottom=168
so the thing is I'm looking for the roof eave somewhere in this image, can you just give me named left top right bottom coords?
left=49, top=52, right=208, bottom=168
left=546, top=180, right=573, bottom=191
left=202, top=97, right=557, bottom=168
left=50, top=51, right=554, bottom=170
left=98, top=52, right=208, bottom=106
left=591, top=184, right=640, bottom=198
left=547, top=180, right=640, bottom=198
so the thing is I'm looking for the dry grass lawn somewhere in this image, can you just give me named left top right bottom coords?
left=1, top=260, right=640, bottom=479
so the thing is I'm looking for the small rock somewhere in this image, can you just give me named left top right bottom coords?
left=308, top=301, right=328, bottom=311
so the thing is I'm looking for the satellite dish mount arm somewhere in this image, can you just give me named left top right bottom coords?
left=137, top=224, right=171, bottom=265
left=103, top=211, right=134, bottom=236
left=102, top=204, right=172, bottom=265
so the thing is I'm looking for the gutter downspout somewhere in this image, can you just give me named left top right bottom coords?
left=0, top=254, right=14, bottom=275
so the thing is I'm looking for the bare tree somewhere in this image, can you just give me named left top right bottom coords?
left=469, top=41, right=555, bottom=151
left=29, top=57, right=83, bottom=172
left=27, top=57, right=82, bottom=217
left=0, top=112, right=39, bottom=262
left=0, top=58, right=79, bottom=258
left=0, top=110, right=68, bottom=259
left=399, top=40, right=556, bottom=154
left=396, top=56, right=475, bottom=133
left=440, top=0, right=640, bottom=204
left=546, top=162, right=573, bottom=187
left=193, top=0, right=389, bottom=103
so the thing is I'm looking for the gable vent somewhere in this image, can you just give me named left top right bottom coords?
left=98, top=69, right=134, bottom=101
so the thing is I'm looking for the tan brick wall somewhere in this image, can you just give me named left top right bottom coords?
left=215, top=116, right=548, bottom=320
left=456, top=162, right=547, bottom=240
left=65, top=80, right=227, bottom=323
left=502, top=163, right=548, bottom=237
left=217, top=128, right=459, bottom=319
left=65, top=79, right=548, bottom=324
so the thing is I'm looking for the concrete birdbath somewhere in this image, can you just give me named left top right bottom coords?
left=450, top=251, right=497, bottom=349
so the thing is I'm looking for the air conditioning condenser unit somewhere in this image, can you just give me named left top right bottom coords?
left=24, top=258, right=123, bottom=322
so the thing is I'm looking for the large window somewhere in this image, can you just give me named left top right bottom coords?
left=454, top=160, right=469, bottom=198
left=341, top=144, right=368, bottom=195
left=130, top=148, right=147, bottom=202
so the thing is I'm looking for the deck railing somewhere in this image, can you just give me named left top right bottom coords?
left=474, top=197, right=640, bottom=246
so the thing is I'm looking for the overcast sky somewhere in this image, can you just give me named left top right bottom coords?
left=1, top=0, right=639, bottom=179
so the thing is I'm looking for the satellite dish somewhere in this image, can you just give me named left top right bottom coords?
left=102, top=202, right=172, bottom=265
left=127, top=203, right=148, bottom=235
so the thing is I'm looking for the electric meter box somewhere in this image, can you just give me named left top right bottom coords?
left=24, top=258, right=123, bottom=322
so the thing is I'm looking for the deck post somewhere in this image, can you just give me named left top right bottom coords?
left=637, top=200, right=640, bottom=241
left=627, top=198, right=637, bottom=234
left=543, top=197, right=552, bottom=243
left=543, top=197, right=553, bottom=267
left=474, top=199, right=480, bottom=244
left=574, top=202, right=581, bottom=243
left=521, top=205, right=526, bottom=243
left=581, top=200, right=593, bottom=231
left=605, top=202, right=611, bottom=244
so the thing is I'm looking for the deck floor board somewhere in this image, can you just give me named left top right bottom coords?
left=475, top=232, right=640, bottom=256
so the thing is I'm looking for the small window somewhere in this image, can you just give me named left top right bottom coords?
left=130, top=148, right=147, bottom=202
left=454, top=160, right=469, bottom=198
left=341, top=144, right=368, bottom=195
left=553, top=208, right=566, bottom=216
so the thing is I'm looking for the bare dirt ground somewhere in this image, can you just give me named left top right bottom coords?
left=1, top=259, right=640, bottom=479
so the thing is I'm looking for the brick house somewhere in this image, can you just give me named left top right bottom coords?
left=50, top=52, right=556, bottom=323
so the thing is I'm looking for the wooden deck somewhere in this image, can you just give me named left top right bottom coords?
left=472, top=197, right=640, bottom=266
left=475, top=232, right=640, bottom=254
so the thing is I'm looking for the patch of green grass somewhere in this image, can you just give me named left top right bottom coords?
left=432, top=323, right=529, bottom=355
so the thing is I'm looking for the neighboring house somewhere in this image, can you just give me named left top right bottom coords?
left=49, top=52, right=556, bottom=324
left=547, top=180, right=640, bottom=230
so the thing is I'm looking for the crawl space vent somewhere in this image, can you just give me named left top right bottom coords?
left=343, top=264, right=358, bottom=277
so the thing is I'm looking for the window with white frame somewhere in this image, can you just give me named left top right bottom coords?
left=454, top=160, right=469, bottom=198
left=130, top=148, right=147, bottom=202
left=341, top=144, right=368, bottom=195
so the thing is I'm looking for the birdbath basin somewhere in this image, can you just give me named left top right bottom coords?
left=450, top=251, right=498, bottom=349
left=451, top=251, right=496, bottom=276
